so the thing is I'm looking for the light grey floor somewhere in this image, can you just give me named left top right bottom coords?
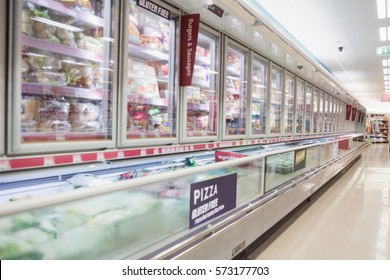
left=248, top=143, right=390, bottom=260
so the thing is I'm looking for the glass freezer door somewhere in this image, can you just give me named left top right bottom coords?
left=305, top=83, right=313, bottom=134
left=295, top=78, right=304, bottom=134
left=284, top=72, right=294, bottom=135
left=0, top=0, right=5, bottom=156
left=223, top=39, right=249, bottom=138
left=324, top=93, right=329, bottom=133
left=318, top=89, right=324, bottom=133
left=250, top=54, right=268, bottom=137
left=181, top=26, right=219, bottom=142
left=270, top=65, right=283, bottom=135
left=122, top=0, right=178, bottom=146
left=10, top=0, right=117, bottom=154
left=312, top=86, right=318, bottom=134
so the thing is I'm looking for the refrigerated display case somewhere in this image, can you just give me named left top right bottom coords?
left=305, top=83, right=313, bottom=134
left=284, top=71, right=294, bottom=135
left=223, top=38, right=249, bottom=138
left=270, top=64, right=283, bottom=135
left=295, top=78, right=304, bottom=134
left=120, top=0, right=179, bottom=146
left=250, top=53, right=268, bottom=137
left=181, top=26, right=220, bottom=142
left=8, top=0, right=118, bottom=154
left=0, top=133, right=366, bottom=259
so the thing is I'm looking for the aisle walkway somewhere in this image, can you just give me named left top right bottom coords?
left=248, top=144, right=390, bottom=260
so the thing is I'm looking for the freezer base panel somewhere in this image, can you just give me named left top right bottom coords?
left=162, top=144, right=366, bottom=260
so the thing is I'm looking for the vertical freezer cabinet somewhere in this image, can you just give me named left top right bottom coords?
left=180, top=25, right=220, bottom=143
left=8, top=0, right=119, bottom=154
left=120, top=0, right=180, bottom=147
left=222, top=38, right=249, bottom=139
left=250, top=53, right=268, bottom=138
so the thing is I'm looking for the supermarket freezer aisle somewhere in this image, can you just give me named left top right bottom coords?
left=248, top=143, right=390, bottom=260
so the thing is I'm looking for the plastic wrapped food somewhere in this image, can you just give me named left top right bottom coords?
left=67, top=173, right=112, bottom=189
left=39, top=99, right=70, bottom=121
left=70, top=102, right=100, bottom=122
left=72, top=121, right=101, bottom=132
left=75, top=33, right=104, bottom=53
left=38, top=120, right=72, bottom=132
left=128, top=20, right=140, bottom=44
left=56, top=28, right=77, bottom=48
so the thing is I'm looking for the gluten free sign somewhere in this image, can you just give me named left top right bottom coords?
left=189, top=173, right=237, bottom=228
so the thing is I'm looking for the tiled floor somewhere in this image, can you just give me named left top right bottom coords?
left=248, top=143, right=390, bottom=260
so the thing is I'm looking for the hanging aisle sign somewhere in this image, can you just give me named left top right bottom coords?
left=180, top=14, right=200, bottom=86
left=351, top=107, right=357, bottom=121
left=346, top=105, right=352, bottom=120
left=136, top=0, right=170, bottom=19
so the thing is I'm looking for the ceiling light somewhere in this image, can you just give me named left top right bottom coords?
left=377, top=0, right=386, bottom=19
left=384, top=69, right=389, bottom=74
left=383, top=59, right=390, bottom=66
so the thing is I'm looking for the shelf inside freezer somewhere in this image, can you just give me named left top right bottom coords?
left=128, top=43, right=169, bottom=62
left=22, top=36, right=103, bottom=63
left=27, top=0, right=105, bottom=27
left=22, top=83, right=105, bottom=100
left=22, top=131, right=110, bottom=141
left=128, top=95, right=168, bottom=107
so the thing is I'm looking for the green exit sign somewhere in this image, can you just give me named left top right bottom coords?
left=376, top=46, right=390, bottom=56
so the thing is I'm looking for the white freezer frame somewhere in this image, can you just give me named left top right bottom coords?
left=118, top=0, right=180, bottom=148
left=283, top=70, right=295, bottom=136
left=268, top=62, right=284, bottom=136
left=249, top=51, right=269, bottom=139
left=180, top=24, right=221, bottom=143
left=222, top=37, right=250, bottom=140
left=7, top=0, right=120, bottom=155
left=0, top=0, right=5, bottom=156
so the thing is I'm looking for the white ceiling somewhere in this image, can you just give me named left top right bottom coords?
left=250, top=0, right=390, bottom=113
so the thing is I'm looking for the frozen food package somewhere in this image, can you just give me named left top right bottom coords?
left=70, top=102, right=100, bottom=122
left=56, top=28, right=77, bottom=48
left=128, top=20, right=141, bottom=44
left=72, top=121, right=101, bottom=132
left=21, top=96, right=39, bottom=132
left=35, top=72, right=67, bottom=86
left=38, top=120, right=72, bottom=132
left=39, top=99, right=70, bottom=122
left=67, top=173, right=112, bottom=189
left=128, top=60, right=159, bottom=98
left=227, top=52, right=241, bottom=74
left=75, top=33, right=104, bottom=54
left=21, top=97, right=40, bottom=122
left=59, top=0, right=94, bottom=14
left=139, top=34, right=163, bottom=51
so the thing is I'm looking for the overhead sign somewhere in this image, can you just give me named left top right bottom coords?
left=351, top=107, right=357, bottom=121
left=136, top=0, right=170, bottom=19
left=376, top=46, right=390, bottom=56
left=189, top=173, right=237, bottom=229
left=346, top=105, right=352, bottom=120
left=180, top=14, right=200, bottom=86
